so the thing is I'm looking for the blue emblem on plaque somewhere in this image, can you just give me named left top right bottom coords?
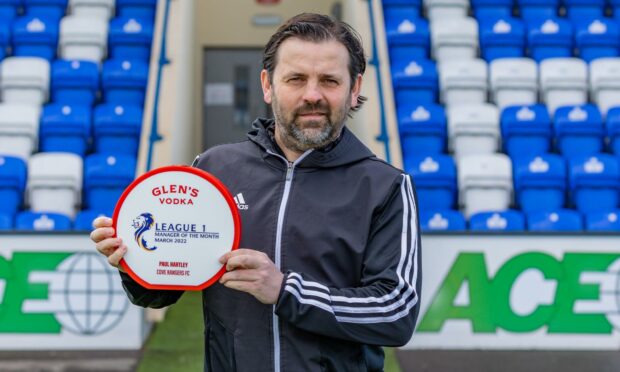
left=132, top=213, right=157, bottom=251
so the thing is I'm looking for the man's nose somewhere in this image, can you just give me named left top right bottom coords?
left=302, top=82, right=323, bottom=104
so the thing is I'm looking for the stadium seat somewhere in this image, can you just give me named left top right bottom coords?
left=527, top=18, right=573, bottom=62
left=539, top=57, right=587, bottom=115
left=116, top=0, right=158, bottom=20
left=27, top=152, right=82, bottom=218
left=526, top=209, right=583, bottom=231
left=39, top=104, right=91, bottom=156
left=517, top=0, right=559, bottom=21
left=458, top=153, right=513, bottom=218
left=12, top=15, right=59, bottom=61
left=479, top=18, right=526, bottom=62
left=59, top=15, right=108, bottom=62
left=15, top=211, right=71, bottom=230
left=448, top=103, right=500, bottom=159
left=469, top=210, right=526, bottom=231
left=585, top=210, right=620, bottom=231
left=439, top=59, right=488, bottom=106
left=0, top=155, right=27, bottom=215
left=398, top=104, right=446, bottom=159
left=575, top=19, right=619, bottom=63
left=407, top=154, right=457, bottom=211
left=419, top=209, right=466, bottom=231
left=489, top=58, right=538, bottom=109
left=68, top=0, right=115, bottom=19
left=0, top=0, right=20, bottom=21
left=24, top=0, right=68, bottom=20
left=563, top=0, right=605, bottom=22
left=501, top=104, right=552, bottom=157
left=84, top=154, right=136, bottom=211
left=102, top=59, right=148, bottom=106
left=554, top=105, right=604, bottom=158
left=93, top=104, right=142, bottom=155
left=589, top=58, right=620, bottom=117
left=471, top=0, right=513, bottom=18
left=0, top=56, right=50, bottom=104
left=391, top=58, right=437, bottom=106
left=0, top=104, right=40, bottom=161
left=513, top=154, right=566, bottom=212
left=51, top=59, right=99, bottom=105
left=109, top=16, right=154, bottom=61
left=74, top=209, right=110, bottom=230
left=606, top=107, right=620, bottom=155
left=569, top=154, right=620, bottom=213
left=385, top=15, right=429, bottom=61
left=430, top=17, right=479, bottom=62
left=0, top=213, right=12, bottom=229
left=423, top=0, right=469, bottom=20
left=0, top=20, right=10, bottom=60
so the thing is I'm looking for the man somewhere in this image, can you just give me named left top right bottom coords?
left=91, top=13, right=421, bottom=372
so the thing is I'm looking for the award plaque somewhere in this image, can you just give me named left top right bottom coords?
left=113, top=166, right=241, bottom=290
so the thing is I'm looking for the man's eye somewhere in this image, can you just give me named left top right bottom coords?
left=324, top=79, right=339, bottom=86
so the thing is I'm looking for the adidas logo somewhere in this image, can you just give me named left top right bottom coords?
left=234, top=193, right=249, bottom=210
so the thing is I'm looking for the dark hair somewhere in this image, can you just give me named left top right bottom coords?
left=262, top=13, right=367, bottom=113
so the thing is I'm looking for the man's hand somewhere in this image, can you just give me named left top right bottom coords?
left=90, top=216, right=127, bottom=272
left=218, top=249, right=284, bottom=304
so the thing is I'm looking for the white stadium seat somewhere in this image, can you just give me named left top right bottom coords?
left=448, top=103, right=500, bottom=159
left=439, top=58, right=488, bottom=106
left=59, top=16, right=108, bottom=62
left=540, top=58, right=588, bottom=115
left=589, top=57, right=620, bottom=117
left=490, top=58, right=538, bottom=110
left=0, top=57, right=50, bottom=105
left=0, top=104, right=40, bottom=161
left=424, top=0, right=469, bottom=20
left=458, top=154, right=513, bottom=218
left=69, top=0, right=115, bottom=20
left=431, top=17, right=479, bottom=62
left=27, top=152, right=83, bottom=218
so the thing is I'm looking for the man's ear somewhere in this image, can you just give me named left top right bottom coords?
left=260, top=69, right=272, bottom=104
left=350, top=74, right=362, bottom=108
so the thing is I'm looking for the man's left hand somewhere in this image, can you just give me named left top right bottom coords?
left=218, top=249, right=284, bottom=304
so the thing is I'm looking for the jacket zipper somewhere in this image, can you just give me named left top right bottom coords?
left=267, top=149, right=312, bottom=372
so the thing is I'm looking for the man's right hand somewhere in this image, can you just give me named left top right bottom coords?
left=90, top=216, right=127, bottom=272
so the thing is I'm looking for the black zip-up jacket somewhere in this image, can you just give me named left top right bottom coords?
left=119, top=118, right=422, bottom=372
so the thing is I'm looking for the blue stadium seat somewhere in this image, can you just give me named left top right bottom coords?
left=383, top=0, right=421, bottom=20
left=391, top=58, right=437, bottom=106
left=39, top=104, right=91, bottom=156
left=102, top=59, right=149, bottom=106
left=0, top=21, right=9, bottom=60
left=479, top=17, right=525, bottom=62
left=0, top=155, right=27, bottom=216
left=513, top=154, right=566, bottom=212
left=117, top=0, right=158, bottom=20
left=569, top=154, right=620, bottom=213
left=527, top=18, right=573, bottom=62
left=606, top=107, right=620, bottom=155
left=471, top=0, right=513, bottom=19
left=575, top=19, right=620, bottom=63
left=84, top=154, right=136, bottom=211
left=0, top=0, right=21, bottom=21
left=501, top=104, right=552, bottom=158
left=385, top=15, right=429, bottom=62
left=420, top=210, right=466, bottom=231
left=51, top=59, right=99, bottom=105
left=24, top=0, right=67, bottom=20
left=554, top=104, right=604, bottom=158
left=0, top=213, right=12, bottom=229
left=93, top=104, right=142, bottom=156
left=526, top=209, right=583, bottom=231
left=563, top=0, right=605, bottom=22
left=398, top=103, right=446, bottom=159
left=74, top=209, right=110, bottom=230
left=15, top=211, right=72, bottom=231
left=12, top=15, right=59, bottom=61
left=585, top=210, right=620, bottom=231
left=612, top=0, right=620, bottom=20
left=469, top=210, right=526, bottom=231
left=109, top=16, right=154, bottom=61
left=407, top=154, right=457, bottom=211
left=517, top=0, right=559, bottom=21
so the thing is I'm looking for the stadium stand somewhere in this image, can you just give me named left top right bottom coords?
left=0, top=103, right=40, bottom=161
left=448, top=103, right=500, bottom=159
left=424, top=0, right=469, bottom=20
left=116, top=0, right=157, bottom=20
left=51, top=59, right=99, bottom=105
left=500, top=104, right=552, bottom=157
left=569, top=154, right=620, bottom=214
left=419, top=209, right=467, bottom=231
left=458, top=154, right=513, bottom=218
left=469, top=210, right=526, bottom=231
left=101, top=59, right=148, bottom=105
left=59, top=15, right=108, bottom=62
left=554, top=104, right=604, bottom=157
left=517, top=0, right=559, bottom=21
left=539, top=57, right=588, bottom=114
left=590, top=57, right=620, bottom=117
left=93, top=104, right=143, bottom=155
left=585, top=210, right=620, bottom=231
left=24, top=0, right=68, bottom=20
left=391, top=58, right=437, bottom=106
left=439, top=58, right=488, bottom=106
left=513, top=154, right=566, bottom=213
left=15, top=211, right=72, bottom=230
left=398, top=103, right=446, bottom=160
left=526, top=18, right=573, bottom=62
left=575, top=19, right=619, bottom=63
left=68, top=0, right=115, bottom=20
left=0, top=155, right=27, bottom=216
left=108, top=16, right=154, bottom=61
left=385, top=14, right=429, bottom=61
left=39, top=104, right=91, bottom=156
left=406, top=154, right=457, bottom=212
left=12, top=14, right=59, bottom=61
left=479, top=18, right=526, bottom=62
left=430, top=17, right=478, bottom=62
left=83, top=154, right=136, bottom=212
left=0, top=56, right=50, bottom=104
left=489, top=58, right=538, bottom=109
left=0, top=0, right=20, bottom=21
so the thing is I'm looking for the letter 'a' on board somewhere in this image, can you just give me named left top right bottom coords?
left=112, top=166, right=241, bottom=291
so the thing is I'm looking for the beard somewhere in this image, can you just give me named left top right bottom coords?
left=272, top=94, right=349, bottom=153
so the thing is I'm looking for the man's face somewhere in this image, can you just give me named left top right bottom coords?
left=261, top=38, right=362, bottom=152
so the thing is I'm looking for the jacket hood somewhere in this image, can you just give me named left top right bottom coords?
left=247, top=118, right=375, bottom=168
